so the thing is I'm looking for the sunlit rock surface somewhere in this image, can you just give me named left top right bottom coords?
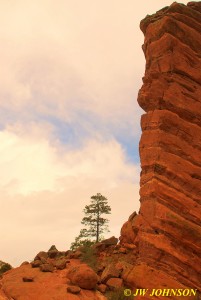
left=120, top=2, right=201, bottom=298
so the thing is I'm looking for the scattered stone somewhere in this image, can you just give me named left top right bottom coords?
left=95, top=236, right=118, bottom=251
left=115, top=262, right=124, bottom=272
left=68, top=250, right=82, bottom=259
left=120, top=262, right=134, bottom=281
left=31, top=260, right=42, bottom=268
left=72, top=250, right=82, bottom=259
left=123, top=243, right=137, bottom=250
left=22, top=277, right=34, bottom=282
left=48, top=250, right=58, bottom=259
left=94, top=243, right=106, bottom=251
left=40, top=263, right=54, bottom=272
left=67, top=285, right=81, bottom=294
left=53, top=258, right=67, bottom=270
left=119, top=247, right=127, bottom=254
left=106, top=278, right=123, bottom=291
left=40, top=257, right=47, bottom=264
left=0, top=262, right=107, bottom=299
left=119, top=218, right=137, bottom=245
left=97, top=284, right=107, bottom=293
left=100, top=263, right=121, bottom=283
left=101, top=236, right=118, bottom=246
left=34, top=251, right=48, bottom=261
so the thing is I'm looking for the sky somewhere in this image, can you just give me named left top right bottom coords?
left=0, top=0, right=191, bottom=266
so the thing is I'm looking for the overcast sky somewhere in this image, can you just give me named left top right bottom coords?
left=0, top=0, right=191, bottom=266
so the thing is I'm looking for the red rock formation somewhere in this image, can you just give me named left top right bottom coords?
left=120, top=1, right=201, bottom=298
left=1, top=2, right=200, bottom=300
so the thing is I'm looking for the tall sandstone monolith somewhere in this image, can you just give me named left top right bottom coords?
left=120, top=2, right=201, bottom=298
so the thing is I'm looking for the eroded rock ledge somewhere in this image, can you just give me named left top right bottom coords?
left=120, top=1, right=201, bottom=298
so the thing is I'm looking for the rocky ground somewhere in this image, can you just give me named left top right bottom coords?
left=0, top=237, right=136, bottom=300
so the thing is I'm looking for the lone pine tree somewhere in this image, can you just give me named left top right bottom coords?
left=71, top=193, right=111, bottom=250
left=82, top=193, right=111, bottom=243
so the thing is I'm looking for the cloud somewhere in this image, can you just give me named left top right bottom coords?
left=0, top=126, right=140, bottom=265
left=0, top=0, right=191, bottom=266
left=0, top=0, right=190, bottom=143
left=0, top=124, right=139, bottom=194
left=0, top=0, right=144, bottom=128
left=0, top=0, right=190, bottom=121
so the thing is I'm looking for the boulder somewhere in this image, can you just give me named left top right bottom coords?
left=40, top=264, right=54, bottom=272
left=67, top=285, right=81, bottom=294
left=67, top=264, right=98, bottom=289
left=119, top=247, right=127, bottom=254
left=106, top=278, right=123, bottom=291
left=95, top=237, right=118, bottom=251
left=117, top=262, right=133, bottom=281
left=31, top=260, right=42, bottom=268
left=53, top=258, right=67, bottom=270
left=47, top=250, right=58, bottom=259
left=72, top=250, right=82, bottom=259
left=34, top=251, right=48, bottom=261
left=97, top=284, right=107, bottom=293
left=100, top=236, right=118, bottom=246
left=22, top=277, right=34, bottom=282
left=100, top=263, right=121, bottom=283
left=123, top=243, right=137, bottom=250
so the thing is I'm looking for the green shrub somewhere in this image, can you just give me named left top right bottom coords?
left=106, top=287, right=134, bottom=300
left=80, top=245, right=98, bottom=271
left=0, top=263, right=12, bottom=275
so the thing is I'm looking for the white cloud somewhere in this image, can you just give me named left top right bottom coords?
left=0, top=0, right=144, bottom=127
left=0, top=127, right=140, bottom=265
left=0, top=125, right=139, bottom=195
left=0, top=0, right=191, bottom=266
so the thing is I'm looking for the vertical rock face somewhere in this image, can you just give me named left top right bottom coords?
left=120, top=1, right=201, bottom=295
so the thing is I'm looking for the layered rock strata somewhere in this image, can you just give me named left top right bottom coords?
left=120, top=1, right=201, bottom=298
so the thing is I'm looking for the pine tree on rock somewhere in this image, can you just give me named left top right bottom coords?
left=81, top=193, right=111, bottom=243
left=70, top=193, right=111, bottom=250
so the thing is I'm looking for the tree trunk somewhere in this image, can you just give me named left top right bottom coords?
left=96, top=203, right=100, bottom=242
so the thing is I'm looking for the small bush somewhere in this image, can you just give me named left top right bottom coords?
left=106, top=287, right=134, bottom=300
left=0, top=263, right=12, bottom=275
left=70, top=238, right=95, bottom=251
left=80, top=245, right=98, bottom=271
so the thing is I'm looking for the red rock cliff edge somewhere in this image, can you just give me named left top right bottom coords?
left=120, top=1, right=201, bottom=297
